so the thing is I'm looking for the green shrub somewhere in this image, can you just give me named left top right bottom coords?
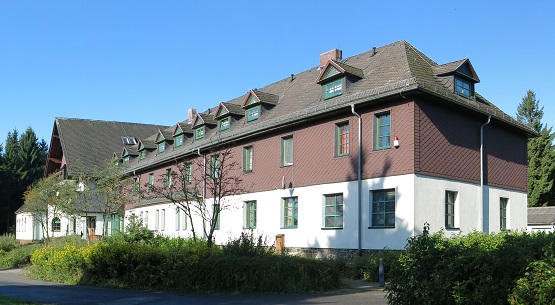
left=386, top=224, right=555, bottom=305
left=0, top=234, right=18, bottom=252
left=508, top=260, right=555, bottom=305
left=0, top=243, right=41, bottom=268
left=222, top=230, right=275, bottom=257
left=29, top=245, right=86, bottom=284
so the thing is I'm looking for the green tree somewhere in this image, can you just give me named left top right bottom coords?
left=516, top=90, right=555, bottom=206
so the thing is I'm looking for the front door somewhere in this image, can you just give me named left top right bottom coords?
left=87, top=216, right=96, bottom=241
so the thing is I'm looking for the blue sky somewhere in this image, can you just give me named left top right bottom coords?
left=0, top=1, right=554, bottom=148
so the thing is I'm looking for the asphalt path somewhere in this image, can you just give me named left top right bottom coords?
left=0, top=268, right=388, bottom=305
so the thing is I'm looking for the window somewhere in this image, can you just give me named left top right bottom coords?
left=210, top=155, right=219, bottom=179
left=219, top=117, right=230, bottom=131
left=243, top=146, right=253, bottom=172
left=144, top=211, right=149, bottom=229
left=148, top=173, right=154, bottom=191
left=335, top=122, right=349, bottom=156
left=195, top=127, right=204, bottom=140
left=175, top=208, right=180, bottom=231
left=139, top=150, right=146, bottom=160
left=160, top=209, right=165, bottom=231
left=324, top=78, right=344, bottom=99
left=123, top=156, right=129, bottom=164
left=500, top=197, right=508, bottom=230
left=371, top=189, right=395, bottom=228
left=324, top=194, right=343, bottom=228
left=247, top=106, right=260, bottom=122
left=175, top=135, right=183, bottom=148
left=213, top=204, right=220, bottom=230
left=245, top=201, right=257, bottom=229
left=281, top=136, right=293, bottom=166
left=52, top=217, right=61, bottom=232
left=283, top=197, right=298, bottom=228
left=445, top=191, right=458, bottom=229
left=455, top=78, right=472, bottom=98
left=374, top=112, right=390, bottom=150
left=132, top=178, right=139, bottom=195
left=158, top=142, right=165, bottom=153
left=165, top=169, right=172, bottom=189
left=155, top=210, right=159, bottom=230
left=184, top=161, right=192, bottom=184
left=181, top=208, right=187, bottom=230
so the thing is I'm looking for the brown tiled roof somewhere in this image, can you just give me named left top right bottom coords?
left=53, top=118, right=167, bottom=176
left=125, top=40, right=537, bottom=173
left=334, top=61, right=364, bottom=78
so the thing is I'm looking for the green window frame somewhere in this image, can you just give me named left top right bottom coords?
left=123, top=156, right=129, bottom=164
left=165, top=169, right=172, bottom=189
left=374, top=112, right=390, bottom=150
left=281, top=136, right=293, bottom=166
left=219, top=117, right=230, bottom=131
left=210, top=155, right=219, bottom=180
left=245, top=201, right=257, bottom=229
left=52, top=217, right=61, bottom=232
left=500, top=197, right=508, bottom=230
left=455, top=78, right=472, bottom=98
left=139, top=150, right=146, bottom=160
left=335, top=122, right=349, bottom=156
left=195, top=127, right=204, bottom=140
left=371, top=189, right=395, bottom=228
left=184, top=161, right=192, bottom=184
left=324, top=194, right=343, bottom=228
left=158, top=142, right=165, bottom=153
left=283, top=197, right=298, bottom=228
left=445, top=190, right=457, bottom=229
left=213, top=204, right=220, bottom=230
left=247, top=106, right=260, bottom=122
left=323, top=78, right=344, bottom=99
left=243, top=146, right=253, bottom=172
left=132, top=178, right=139, bottom=195
left=175, top=135, right=183, bottom=147
left=148, top=173, right=154, bottom=191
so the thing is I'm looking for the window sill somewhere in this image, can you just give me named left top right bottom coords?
left=445, top=227, right=460, bottom=231
left=281, top=164, right=293, bottom=168
left=368, top=226, right=395, bottom=229
left=243, top=170, right=253, bottom=174
left=321, top=227, right=343, bottom=230
left=281, top=227, right=298, bottom=229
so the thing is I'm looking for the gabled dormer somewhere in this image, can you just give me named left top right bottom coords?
left=214, top=102, right=244, bottom=131
left=192, top=113, right=217, bottom=140
left=433, top=59, right=480, bottom=99
left=154, top=129, right=173, bottom=154
left=316, top=60, right=363, bottom=100
left=172, top=122, right=193, bottom=148
left=241, top=90, right=278, bottom=122
left=113, top=152, right=122, bottom=167
left=137, top=138, right=156, bottom=160
left=121, top=146, right=138, bottom=165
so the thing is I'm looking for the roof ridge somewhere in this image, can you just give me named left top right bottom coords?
left=56, top=117, right=168, bottom=128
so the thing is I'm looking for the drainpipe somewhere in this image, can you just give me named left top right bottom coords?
left=351, top=104, right=362, bottom=254
left=197, top=148, right=206, bottom=201
left=480, top=116, right=491, bottom=233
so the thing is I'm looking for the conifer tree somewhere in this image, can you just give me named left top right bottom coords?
left=516, top=90, right=555, bottom=206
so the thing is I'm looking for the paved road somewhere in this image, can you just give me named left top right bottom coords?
left=0, top=268, right=388, bottom=305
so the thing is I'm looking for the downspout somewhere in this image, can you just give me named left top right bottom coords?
left=351, top=104, right=362, bottom=254
left=480, top=115, right=491, bottom=233
left=197, top=148, right=206, bottom=202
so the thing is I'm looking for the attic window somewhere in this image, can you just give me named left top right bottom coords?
left=123, top=156, right=130, bottom=164
left=175, top=135, right=183, bottom=147
left=324, top=78, right=344, bottom=99
left=122, top=137, right=137, bottom=145
left=158, top=142, right=165, bottom=153
left=195, top=126, right=204, bottom=140
left=139, top=150, right=146, bottom=160
left=219, top=118, right=229, bottom=131
left=455, top=78, right=472, bottom=98
left=247, top=106, right=260, bottom=122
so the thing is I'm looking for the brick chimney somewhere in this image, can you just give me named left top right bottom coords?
left=320, top=49, right=342, bottom=66
left=187, top=108, right=197, bottom=125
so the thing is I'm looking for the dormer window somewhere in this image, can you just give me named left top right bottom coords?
left=139, top=150, right=146, bottom=160
left=219, top=118, right=230, bottom=131
left=195, top=127, right=204, bottom=140
left=324, top=78, right=344, bottom=99
left=123, top=156, right=130, bottom=164
left=175, top=135, right=183, bottom=147
left=455, top=78, right=472, bottom=98
left=316, top=60, right=363, bottom=100
left=158, top=142, right=165, bottom=153
left=247, top=106, right=260, bottom=122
